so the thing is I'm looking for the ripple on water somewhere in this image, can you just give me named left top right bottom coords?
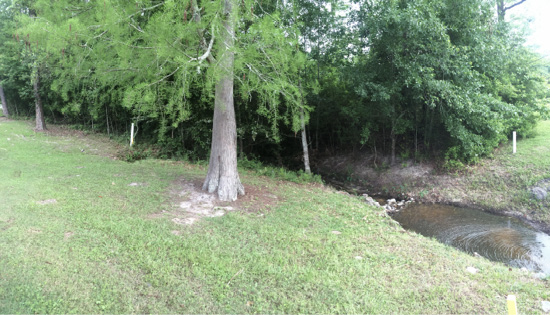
left=392, top=203, right=550, bottom=275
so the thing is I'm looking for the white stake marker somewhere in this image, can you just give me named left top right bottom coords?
left=513, top=131, right=516, bottom=154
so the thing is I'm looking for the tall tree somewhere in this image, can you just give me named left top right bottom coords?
left=202, top=0, right=245, bottom=200
left=17, top=0, right=306, bottom=200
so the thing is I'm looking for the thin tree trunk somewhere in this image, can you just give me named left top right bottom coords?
left=299, top=76, right=311, bottom=174
left=106, top=106, right=110, bottom=137
left=300, top=107, right=311, bottom=174
left=0, top=85, right=9, bottom=117
left=33, top=67, right=46, bottom=131
left=391, top=128, right=396, bottom=166
left=202, top=0, right=244, bottom=201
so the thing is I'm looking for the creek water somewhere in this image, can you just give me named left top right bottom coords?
left=392, top=203, right=550, bottom=274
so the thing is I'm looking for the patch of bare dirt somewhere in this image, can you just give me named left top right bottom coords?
left=149, top=177, right=282, bottom=227
left=44, top=125, right=124, bottom=159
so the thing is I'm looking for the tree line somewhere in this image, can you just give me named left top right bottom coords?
left=0, top=0, right=548, bottom=199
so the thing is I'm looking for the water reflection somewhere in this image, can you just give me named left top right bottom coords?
left=392, top=203, right=550, bottom=274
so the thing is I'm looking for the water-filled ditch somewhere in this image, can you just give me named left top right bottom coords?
left=322, top=175, right=550, bottom=275
left=391, top=203, right=550, bottom=275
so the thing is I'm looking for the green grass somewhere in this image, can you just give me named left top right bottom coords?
left=0, top=119, right=549, bottom=313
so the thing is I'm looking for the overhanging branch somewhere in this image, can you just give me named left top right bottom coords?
left=504, top=0, right=527, bottom=11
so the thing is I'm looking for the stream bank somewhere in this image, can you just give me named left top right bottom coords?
left=315, top=149, right=550, bottom=234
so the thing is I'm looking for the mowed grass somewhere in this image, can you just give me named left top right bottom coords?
left=0, top=119, right=549, bottom=313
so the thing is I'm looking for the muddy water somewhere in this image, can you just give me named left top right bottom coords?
left=392, top=203, right=550, bottom=274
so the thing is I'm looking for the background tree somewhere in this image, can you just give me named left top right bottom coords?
left=16, top=0, right=306, bottom=200
left=2, top=0, right=547, bottom=178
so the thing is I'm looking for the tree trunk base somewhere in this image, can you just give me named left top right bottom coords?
left=203, top=166, right=245, bottom=202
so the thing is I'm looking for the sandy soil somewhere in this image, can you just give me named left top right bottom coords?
left=149, top=177, right=282, bottom=229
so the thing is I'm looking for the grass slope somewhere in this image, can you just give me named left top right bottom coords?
left=436, top=121, right=550, bottom=228
left=0, top=119, right=548, bottom=313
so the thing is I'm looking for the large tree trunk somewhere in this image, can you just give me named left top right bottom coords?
left=202, top=0, right=244, bottom=201
left=0, top=85, right=9, bottom=117
left=33, top=67, right=46, bottom=131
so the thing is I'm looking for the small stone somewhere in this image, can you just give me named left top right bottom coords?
left=64, top=231, right=74, bottom=240
left=466, top=266, right=478, bottom=274
left=179, top=201, right=192, bottom=209
left=212, top=210, right=225, bottom=217
left=354, top=256, right=363, bottom=260
left=530, top=187, right=547, bottom=200
left=128, top=182, right=140, bottom=186
left=532, top=272, right=546, bottom=280
left=541, top=301, right=550, bottom=313
left=214, top=206, right=234, bottom=211
left=520, top=267, right=529, bottom=273
left=37, top=199, right=57, bottom=205
left=364, top=195, right=382, bottom=208
left=331, top=230, right=342, bottom=235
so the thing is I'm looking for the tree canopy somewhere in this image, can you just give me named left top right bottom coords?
left=1, top=0, right=548, bottom=184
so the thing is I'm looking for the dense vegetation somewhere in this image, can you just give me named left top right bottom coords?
left=0, top=0, right=548, bottom=168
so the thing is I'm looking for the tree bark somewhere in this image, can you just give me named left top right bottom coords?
left=202, top=0, right=244, bottom=201
left=0, top=85, right=9, bottom=117
left=300, top=107, right=311, bottom=174
left=33, top=67, right=46, bottom=131
left=497, top=0, right=505, bottom=21
left=298, top=75, right=311, bottom=174
left=391, top=128, right=396, bottom=166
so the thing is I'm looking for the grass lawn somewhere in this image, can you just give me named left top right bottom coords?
left=0, top=119, right=549, bottom=313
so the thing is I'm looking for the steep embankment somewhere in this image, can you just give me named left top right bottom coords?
left=0, top=118, right=548, bottom=313
left=317, top=121, right=550, bottom=232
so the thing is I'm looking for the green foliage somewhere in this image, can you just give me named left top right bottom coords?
left=1, top=0, right=548, bottom=167
left=239, top=156, right=323, bottom=184
left=119, top=145, right=152, bottom=163
left=343, top=0, right=549, bottom=163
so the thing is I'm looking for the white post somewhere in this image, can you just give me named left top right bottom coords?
left=513, top=131, right=516, bottom=154
left=130, top=123, right=135, bottom=147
